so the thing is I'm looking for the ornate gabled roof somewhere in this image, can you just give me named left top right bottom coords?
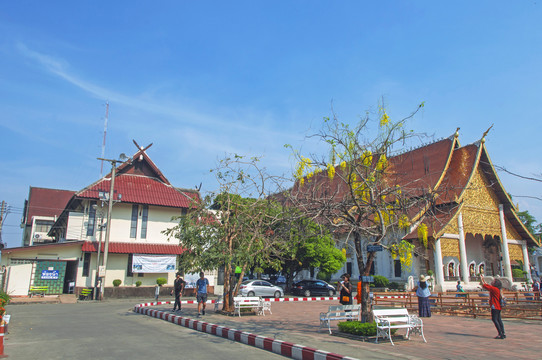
left=75, top=142, right=200, bottom=208
left=407, top=136, right=540, bottom=246
left=76, top=174, right=199, bottom=208
left=286, top=129, right=540, bottom=247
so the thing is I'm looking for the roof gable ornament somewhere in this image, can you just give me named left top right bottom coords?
left=481, top=124, right=494, bottom=144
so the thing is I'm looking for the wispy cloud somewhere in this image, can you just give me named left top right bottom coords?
left=15, top=42, right=301, bottom=142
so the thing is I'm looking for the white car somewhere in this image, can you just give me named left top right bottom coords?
left=238, top=280, right=284, bottom=298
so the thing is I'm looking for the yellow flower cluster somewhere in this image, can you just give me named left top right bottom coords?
left=417, top=223, right=428, bottom=248
left=327, top=163, right=335, bottom=180
left=398, top=214, right=411, bottom=230
left=390, top=240, right=414, bottom=271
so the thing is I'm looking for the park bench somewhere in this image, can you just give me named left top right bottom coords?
left=79, top=288, right=93, bottom=300
left=319, top=304, right=360, bottom=334
left=260, top=298, right=272, bottom=315
left=373, top=308, right=426, bottom=346
left=233, top=296, right=264, bottom=317
left=29, top=286, right=48, bottom=297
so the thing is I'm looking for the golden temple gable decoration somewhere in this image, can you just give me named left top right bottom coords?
left=508, top=244, right=524, bottom=262
left=459, top=168, right=503, bottom=238
left=462, top=168, right=501, bottom=211
left=440, top=237, right=460, bottom=258
left=442, top=215, right=459, bottom=234
left=505, top=218, right=521, bottom=241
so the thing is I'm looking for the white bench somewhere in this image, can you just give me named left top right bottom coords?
left=233, top=296, right=264, bottom=317
left=373, top=308, right=426, bottom=346
left=319, top=304, right=360, bottom=334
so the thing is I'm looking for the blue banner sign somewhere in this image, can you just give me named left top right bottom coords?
left=361, top=276, right=374, bottom=283
left=41, top=270, right=59, bottom=280
left=367, top=244, right=383, bottom=252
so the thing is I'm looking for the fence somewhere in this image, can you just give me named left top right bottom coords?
left=372, top=291, right=542, bottom=321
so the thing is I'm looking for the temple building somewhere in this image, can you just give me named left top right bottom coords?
left=289, top=131, right=540, bottom=291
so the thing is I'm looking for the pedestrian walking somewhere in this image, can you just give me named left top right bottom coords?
left=171, top=273, right=186, bottom=312
left=415, top=274, right=432, bottom=317
left=154, top=284, right=160, bottom=302
left=481, top=274, right=506, bottom=339
left=196, top=271, right=209, bottom=316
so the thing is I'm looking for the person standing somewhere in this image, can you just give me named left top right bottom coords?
left=415, top=275, right=432, bottom=317
left=338, top=274, right=352, bottom=305
left=170, top=273, right=186, bottom=312
left=481, top=275, right=505, bottom=339
left=196, top=271, right=209, bottom=316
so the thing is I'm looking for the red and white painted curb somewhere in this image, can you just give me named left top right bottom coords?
left=134, top=296, right=339, bottom=308
left=133, top=297, right=358, bottom=360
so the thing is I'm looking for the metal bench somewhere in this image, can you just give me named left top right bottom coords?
left=29, top=286, right=48, bottom=297
left=373, top=308, right=426, bottom=345
left=233, top=296, right=263, bottom=317
left=319, top=304, right=360, bottom=334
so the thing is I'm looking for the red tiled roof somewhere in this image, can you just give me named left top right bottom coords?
left=435, top=144, right=479, bottom=205
left=76, top=174, right=199, bottom=208
left=25, top=187, right=76, bottom=225
left=81, top=241, right=186, bottom=255
left=1, top=241, right=85, bottom=254
left=387, top=138, right=455, bottom=197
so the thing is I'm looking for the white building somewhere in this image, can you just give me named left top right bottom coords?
left=1, top=144, right=218, bottom=297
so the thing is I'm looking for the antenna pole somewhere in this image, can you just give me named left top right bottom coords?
left=100, top=102, right=109, bottom=177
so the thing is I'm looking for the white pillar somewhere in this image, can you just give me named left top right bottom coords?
left=498, top=204, right=513, bottom=282
left=457, top=212, right=469, bottom=284
left=433, top=238, right=445, bottom=291
left=521, top=242, right=532, bottom=282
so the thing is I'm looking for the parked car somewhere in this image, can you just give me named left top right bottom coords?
left=238, top=280, right=284, bottom=298
left=292, top=279, right=336, bottom=297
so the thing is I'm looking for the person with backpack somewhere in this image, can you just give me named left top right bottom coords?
left=481, top=274, right=505, bottom=339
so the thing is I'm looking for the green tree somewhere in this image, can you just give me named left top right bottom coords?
left=517, top=210, right=542, bottom=237
left=165, top=155, right=291, bottom=312
left=279, top=217, right=346, bottom=290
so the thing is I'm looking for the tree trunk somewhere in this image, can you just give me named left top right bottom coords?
left=222, top=264, right=233, bottom=312
left=354, top=231, right=376, bottom=322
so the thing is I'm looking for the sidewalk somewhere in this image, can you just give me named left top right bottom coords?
left=148, top=299, right=541, bottom=360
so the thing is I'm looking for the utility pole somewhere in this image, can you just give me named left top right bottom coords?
left=97, top=154, right=129, bottom=299
left=0, top=201, right=7, bottom=249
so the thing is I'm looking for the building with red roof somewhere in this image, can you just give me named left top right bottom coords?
left=1, top=142, right=203, bottom=297
left=289, top=131, right=540, bottom=291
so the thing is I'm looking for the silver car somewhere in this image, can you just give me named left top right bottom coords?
left=238, top=280, right=284, bottom=298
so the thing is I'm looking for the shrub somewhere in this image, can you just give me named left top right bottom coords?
left=135, top=281, right=142, bottom=287
left=0, top=290, right=11, bottom=305
left=373, top=275, right=389, bottom=288
left=388, top=281, right=401, bottom=290
left=316, top=271, right=331, bottom=282
left=512, top=268, right=526, bottom=279
left=338, top=321, right=397, bottom=337
left=156, top=277, right=167, bottom=286
left=112, top=279, right=122, bottom=287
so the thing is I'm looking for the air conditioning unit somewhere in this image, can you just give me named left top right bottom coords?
left=34, top=233, right=42, bottom=240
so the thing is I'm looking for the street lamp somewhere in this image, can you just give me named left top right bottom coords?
left=97, top=153, right=130, bottom=299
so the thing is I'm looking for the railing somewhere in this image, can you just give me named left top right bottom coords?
left=372, top=291, right=542, bottom=321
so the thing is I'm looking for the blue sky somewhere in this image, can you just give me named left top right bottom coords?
left=1, top=2, right=541, bottom=248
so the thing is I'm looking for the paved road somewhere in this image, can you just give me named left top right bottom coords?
left=6, top=297, right=542, bottom=359
left=5, top=299, right=284, bottom=360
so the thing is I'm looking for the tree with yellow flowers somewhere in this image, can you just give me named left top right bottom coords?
left=285, top=101, right=435, bottom=321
